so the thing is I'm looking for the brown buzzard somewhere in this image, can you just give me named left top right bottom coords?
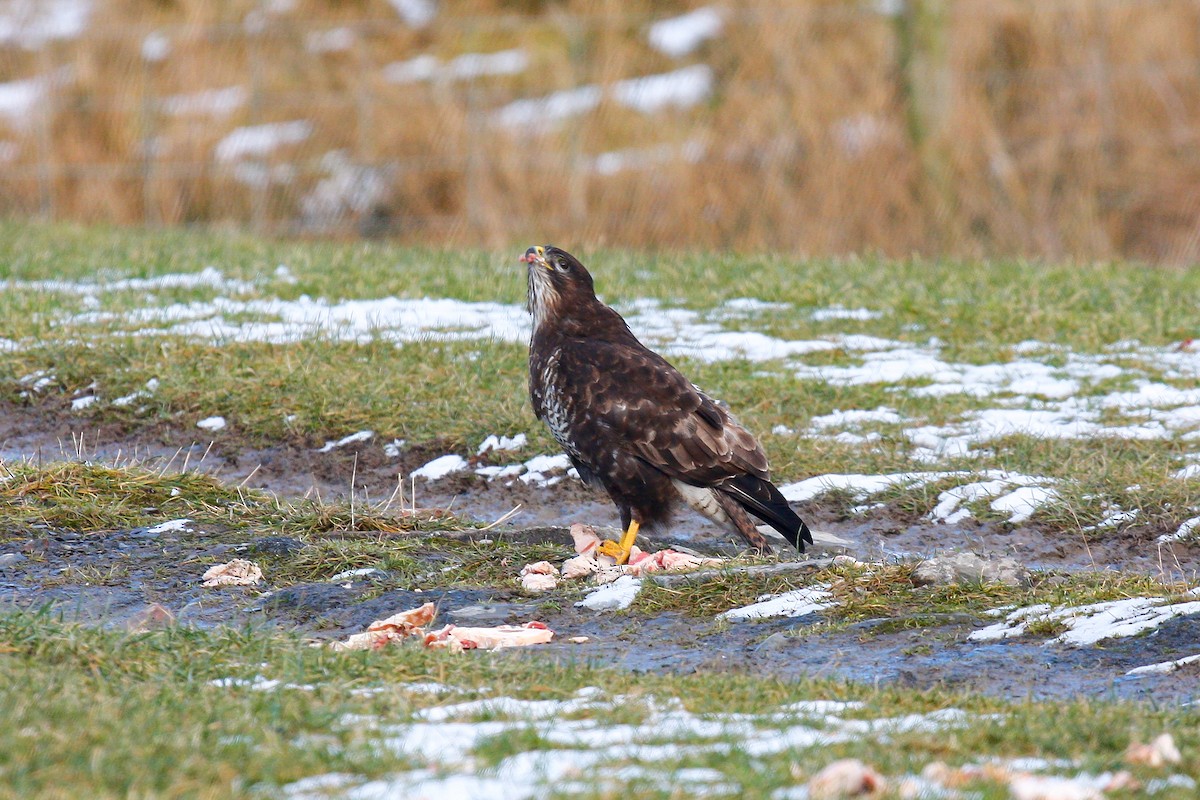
left=522, top=245, right=812, bottom=564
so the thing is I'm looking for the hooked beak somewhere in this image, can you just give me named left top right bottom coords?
left=520, top=245, right=548, bottom=267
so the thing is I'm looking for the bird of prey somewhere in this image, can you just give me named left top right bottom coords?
left=521, top=245, right=812, bottom=564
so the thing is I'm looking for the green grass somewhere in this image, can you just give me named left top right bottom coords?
left=4, top=221, right=1200, bottom=540
left=0, top=609, right=1190, bottom=796
left=0, top=613, right=1196, bottom=799
left=631, top=560, right=1190, bottom=625
left=0, top=460, right=473, bottom=543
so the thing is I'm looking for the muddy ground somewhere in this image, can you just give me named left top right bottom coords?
left=2, top=403, right=1198, bottom=704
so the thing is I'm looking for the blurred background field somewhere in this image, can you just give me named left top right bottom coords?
left=2, top=0, right=1199, bottom=263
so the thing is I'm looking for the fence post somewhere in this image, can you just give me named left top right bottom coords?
left=140, top=52, right=160, bottom=227
left=896, top=0, right=953, bottom=251
left=565, top=17, right=587, bottom=229
left=246, top=16, right=268, bottom=235
left=34, top=44, right=56, bottom=222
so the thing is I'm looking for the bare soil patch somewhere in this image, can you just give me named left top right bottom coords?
left=2, top=403, right=1198, bottom=703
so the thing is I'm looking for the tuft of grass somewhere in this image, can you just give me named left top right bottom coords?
left=0, top=460, right=478, bottom=541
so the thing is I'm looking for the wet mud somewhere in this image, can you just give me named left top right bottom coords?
left=1, top=403, right=1198, bottom=704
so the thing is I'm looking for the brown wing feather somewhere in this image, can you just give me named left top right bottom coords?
left=570, top=339, right=770, bottom=486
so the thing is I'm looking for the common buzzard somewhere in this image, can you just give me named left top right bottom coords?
left=522, top=245, right=812, bottom=564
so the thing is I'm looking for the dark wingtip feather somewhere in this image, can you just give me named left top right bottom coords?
left=723, top=474, right=813, bottom=553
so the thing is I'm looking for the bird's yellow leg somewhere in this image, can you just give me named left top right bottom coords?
left=596, top=520, right=640, bottom=565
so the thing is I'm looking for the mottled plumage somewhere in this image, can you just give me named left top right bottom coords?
left=522, top=245, right=812, bottom=561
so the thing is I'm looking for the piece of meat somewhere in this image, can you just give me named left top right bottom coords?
left=424, top=621, right=554, bottom=652
left=331, top=602, right=437, bottom=651
left=202, top=559, right=263, bottom=587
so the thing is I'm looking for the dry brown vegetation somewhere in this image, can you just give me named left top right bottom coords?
left=2, top=0, right=1199, bottom=262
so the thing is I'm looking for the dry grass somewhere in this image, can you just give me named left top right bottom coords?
left=2, top=0, right=1200, bottom=261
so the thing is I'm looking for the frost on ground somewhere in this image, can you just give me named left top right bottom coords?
left=970, top=588, right=1200, bottom=647
left=575, top=575, right=642, bottom=611
left=282, top=688, right=990, bottom=800
left=316, top=430, right=374, bottom=453
left=25, top=267, right=1200, bottom=447
left=647, top=6, right=723, bottom=57
left=410, top=454, right=468, bottom=481
left=720, top=586, right=835, bottom=620
left=19, top=268, right=1200, bottom=502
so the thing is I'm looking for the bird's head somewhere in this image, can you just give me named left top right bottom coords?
left=522, top=245, right=597, bottom=328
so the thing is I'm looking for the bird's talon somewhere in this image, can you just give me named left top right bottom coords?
left=596, top=539, right=629, bottom=564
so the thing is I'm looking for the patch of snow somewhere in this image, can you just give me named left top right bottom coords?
left=811, top=306, right=884, bottom=322
left=113, top=378, right=160, bottom=407
left=328, top=567, right=385, bottom=583
left=779, top=471, right=960, bottom=504
left=721, top=297, right=791, bottom=314
left=210, top=674, right=314, bottom=691
left=477, top=433, right=527, bottom=455
left=1080, top=507, right=1138, bottom=531
left=197, top=416, right=226, bottom=431
left=1172, top=464, right=1200, bottom=480
left=1159, top=516, right=1200, bottom=544
left=831, top=113, right=898, bottom=157
left=989, top=485, right=1060, bottom=524
left=411, top=454, right=467, bottom=480
left=493, top=85, right=602, bottom=129
left=18, top=370, right=55, bottom=392
left=70, top=395, right=96, bottom=410
left=284, top=690, right=984, bottom=800
left=808, top=407, right=902, bottom=429
left=576, top=575, right=642, bottom=611
left=970, top=596, right=1200, bottom=646
left=300, top=150, right=392, bottom=228
left=0, top=0, right=92, bottom=49
left=1125, top=652, right=1200, bottom=676
left=928, top=472, right=1056, bottom=524
left=589, top=139, right=705, bottom=176
left=283, top=774, right=360, bottom=798
left=0, top=265, right=256, bottom=295
left=384, top=49, right=527, bottom=83
left=494, top=66, right=712, bottom=129
left=383, top=439, right=406, bottom=458
left=721, top=586, right=835, bottom=620
left=162, top=86, right=247, bottom=118
left=794, top=343, right=1120, bottom=400
left=387, top=0, right=436, bottom=28
left=306, top=27, right=355, bottom=54
left=140, top=32, right=170, bottom=63
left=0, top=68, right=71, bottom=127
left=400, top=681, right=465, bottom=695
left=316, top=430, right=374, bottom=453
left=614, top=64, right=714, bottom=113
left=215, top=120, right=313, bottom=162
left=521, top=454, right=571, bottom=473
left=1146, top=776, right=1199, bottom=793
left=647, top=7, right=723, bottom=57
left=147, top=518, right=191, bottom=533
left=0, top=75, right=40, bottom=122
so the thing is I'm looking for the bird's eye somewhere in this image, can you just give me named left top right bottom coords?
left=555, top=258, right=569, bottom=271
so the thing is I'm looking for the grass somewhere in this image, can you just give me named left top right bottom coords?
left=631, top=560, right=1191, bottom=625
left=0, top=460, right=473, bottom=543
left=5, top=223, right=1200, bottom=539
left=0, top=614, right=1196, bottom=799
left=0, top=217, right=1198, bottom=800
